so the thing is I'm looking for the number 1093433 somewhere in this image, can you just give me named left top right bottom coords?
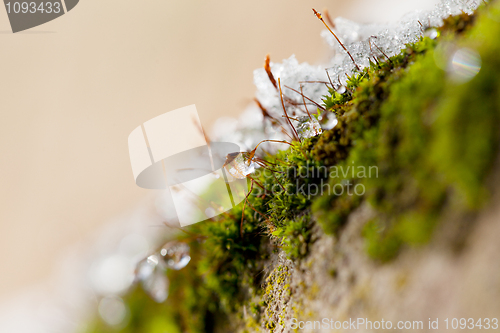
left=5, top=2, right=61, bottom=14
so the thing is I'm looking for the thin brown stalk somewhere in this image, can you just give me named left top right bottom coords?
left=264, top=54, right=278, bottom=90
left=418, top=20, right=425, bottom=33
left=300, top=85, right=313, bottom=121
left=278, top=78, right=300, bottom=141
left=280, top=126, right=294, bottom=141
left=298, top=80, right=330, bottom=84
left=326, top=69, right=334, bottom=88
left=313, top=8, right=360, bottom=71
left=284, top=85, right=326, bottom=111
left=323, top=8, right=335, bottom=28
left=373, top=42, right=392, bottom=64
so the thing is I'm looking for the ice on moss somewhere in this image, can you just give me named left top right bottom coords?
left=321, top=0, right=481, bottom=78
left=320, top=18, right=389, bottom=51
left=296, top=116, right=322, bottom=139
left=212, top=0, right=481, bottom=152
left=254, top=55, right=330, bottom=122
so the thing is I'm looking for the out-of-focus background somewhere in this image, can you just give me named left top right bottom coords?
left=0, top=0, right=438, bottom=327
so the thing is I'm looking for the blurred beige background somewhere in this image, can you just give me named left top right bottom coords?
left=0, top=0, right=438, bottom=301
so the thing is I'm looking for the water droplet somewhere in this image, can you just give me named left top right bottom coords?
left=224, top=153, right=255, bottom=179
left=321, top=113, right=338, bottom=130
left=142, top=269, right=169, bottom=303
left=159, top=241, right=191, bottom=270
left=296, top=116, right=322, bottom=139
left=425, top=28, right=439, bottom=39
left=335, top=85, right=346, bottom=94
left=135, top=258, right=156, bottom=281
left=146, top=254, right=159, bottom=266
left=205, top=207, right=216, bottom=218
left=448, top=47, right=481, bottom=83
left=98, top=296, right=128, bottom=327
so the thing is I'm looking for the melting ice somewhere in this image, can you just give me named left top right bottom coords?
left=296, top=116, right=322, bottom=139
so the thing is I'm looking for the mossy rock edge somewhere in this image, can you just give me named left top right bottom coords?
left=87, top=3, right=500, bottom=332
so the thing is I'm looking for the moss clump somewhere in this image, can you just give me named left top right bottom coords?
left=439, top=10, right=477, bottom=35
left=311, top=37, right=439, bottom=236
left=87, top=4, right=500, bottom=332
left=271, top=213, right=312, bottom=260
left=312, top=5, right=500, bottom=260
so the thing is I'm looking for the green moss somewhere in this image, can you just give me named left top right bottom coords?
left=311, top=37, right=438, bottom=236
left=87, top=4, right=500, bottom=332
left=439, top=10, right=477, bottom=35
left=271, top=213, right=312, bottom=259
left=312, top=5, right=500, bottom=260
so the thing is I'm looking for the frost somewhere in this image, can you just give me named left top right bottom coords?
left=254, top=55, right=330, bottom=121
left=321, top=0, right=481, bottom=82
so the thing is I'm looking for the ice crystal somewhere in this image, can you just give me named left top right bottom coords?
left=254, top=55, right=330, bottom=129
left=425, top=28, right=439, bottom=39
left=296, top=116, right=322, bottom=139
